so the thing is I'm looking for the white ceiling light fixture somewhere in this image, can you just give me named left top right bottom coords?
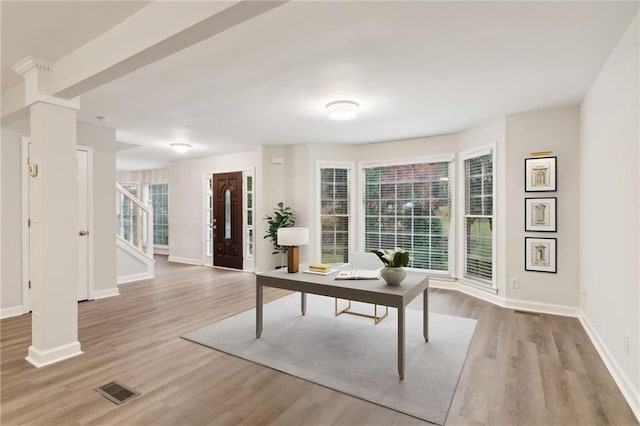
left=326, top=100, right=359, bottom=121
left=171, top=143, right=191, bottom=154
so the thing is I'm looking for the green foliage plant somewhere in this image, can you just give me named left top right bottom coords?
left=263, top=202, right=296, bottom=256
left=371, top=247, right=410, bottom=267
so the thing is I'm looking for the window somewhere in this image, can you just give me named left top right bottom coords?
left=463, top=152, right=494, bottom=283
left=245, top=174, right=254, bottom=260
left=118, top=183, right=139, bottom=243
left=363, top=160, right=452, bottom=273
left=319, top=166, right=351, bottom=263
left=148, top=183, right=169, bottom=246
left=206, top=178, right=213, bottom=256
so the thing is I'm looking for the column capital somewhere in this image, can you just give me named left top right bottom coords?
left=12, top=56, right=53, bottom=104
left=11, top=56, right=53, bottom=77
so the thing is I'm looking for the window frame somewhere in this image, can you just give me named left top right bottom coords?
left=358, top=154, right=455, bottom=276
left=316, top=161, right=355, bottom=264
left=146, top=183, right=169, bottom=248
left=459, top=146, right=496, bottom=288
left=243, top=169, right=256, bottom=270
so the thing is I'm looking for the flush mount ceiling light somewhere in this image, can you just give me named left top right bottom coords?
left=171, top=143, right=191, bottom=154
left=326, top=100, right=359, bottom=121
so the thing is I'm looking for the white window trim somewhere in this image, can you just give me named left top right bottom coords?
left=118, top=181, right=140, bottom=197
left=145, top=182, right=169, bottom=248
left=360, top=153, right=455, bottom=169
left=316, top=161, right=355, bottom=264
left=201, top=169, right=256, bottom=271
left=358, top=155, right=456, bottom=275
left=202, top=174, right=213, bottom=262
left=243, top=169, right=256, bottom=271
left=458, top=144, right=497, bottom=288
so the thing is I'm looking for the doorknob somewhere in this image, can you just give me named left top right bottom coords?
left=79, top=230, right=89, bottom=236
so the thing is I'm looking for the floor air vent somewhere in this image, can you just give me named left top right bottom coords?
left=95, top=381, right=140, bottom=405
left=514, top=310, right=541, bottom=316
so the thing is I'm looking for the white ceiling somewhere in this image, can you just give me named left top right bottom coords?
left=1, top=1, right=148, bottom=91
left=3, top=2, right=638, bottom=171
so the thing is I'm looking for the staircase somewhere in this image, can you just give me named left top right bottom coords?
left=116, top=183, right=155, bottom=283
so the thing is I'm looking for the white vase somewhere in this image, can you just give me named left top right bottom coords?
left=380, top=266, right=406, bottom=286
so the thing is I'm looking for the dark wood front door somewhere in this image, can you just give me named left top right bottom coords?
left=213, top=172, right=243, bottom=269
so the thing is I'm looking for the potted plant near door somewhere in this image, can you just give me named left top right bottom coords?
left=263, top=202, right=296, bottom=268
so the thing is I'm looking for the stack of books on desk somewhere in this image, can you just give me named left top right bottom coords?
left=303, top=263, right=338, bottom=275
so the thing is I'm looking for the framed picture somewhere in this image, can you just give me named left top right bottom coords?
left=525, top=156, right=557, bottom=192
left=525, top=197, right=557, bottom=232
left=525, top=237, right=557, bottom=273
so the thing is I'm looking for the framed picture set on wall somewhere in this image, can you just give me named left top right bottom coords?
left=525, top=156, right=557, bottom=192
left=525, top=197, right=557, bottom=232
left=525, top=237, right=557, bottom=273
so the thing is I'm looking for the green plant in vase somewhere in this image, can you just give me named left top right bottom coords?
left=263, top=202, right=295, bottom=268
left=371, top=248, right=410, bottom=286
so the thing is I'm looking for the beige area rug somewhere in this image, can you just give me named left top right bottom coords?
left=182, top=294, right=477, bottom=425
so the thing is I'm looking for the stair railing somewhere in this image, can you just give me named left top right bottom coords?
left=116, top=183, right=154, bottom=255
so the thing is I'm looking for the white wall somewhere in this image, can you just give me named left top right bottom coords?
left=116, top=168, right=168, bottom=187
left=1, top=128, right=24, bottom=312
left=505, top=107, right=581, bottom=308
left=580, top=11, right=639, bottom=406
left=259, top=146, right=288, bottom=271
left=168, top=149, right=264, bottom=267
left=0, top=121, right=117, bottom=316
left=78, top=123, right=117, bottom=293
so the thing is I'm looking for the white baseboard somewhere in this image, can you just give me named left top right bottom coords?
left=505, top=297, right=579, bottom=317
left=1, top=305, right=26, bottom=319
left=92, top=288, right=120, bottom=300
left=168, top=256, right=202, bottom=266
left=579, top=311, right=640, bottom=422
left=25, top=341, right=83, bottom=368
left=117, top=272, right=154, bottom=284
left=154, top=247, right=169, bottom=256
left=429, top=279, right=579, bottom=318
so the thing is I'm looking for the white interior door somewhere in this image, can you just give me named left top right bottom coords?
left=77, top=149, right=89, bottom=301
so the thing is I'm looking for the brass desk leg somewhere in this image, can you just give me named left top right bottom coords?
left=334, top=299, right=388, bottom=324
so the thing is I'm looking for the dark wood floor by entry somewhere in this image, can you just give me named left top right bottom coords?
left=1, top=256, right=637, bottom=425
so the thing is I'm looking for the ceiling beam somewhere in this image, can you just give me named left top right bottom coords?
left=2, top=0, right=287, bottom=122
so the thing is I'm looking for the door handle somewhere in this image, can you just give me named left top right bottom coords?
left=79, top=230, right=89, bottom=236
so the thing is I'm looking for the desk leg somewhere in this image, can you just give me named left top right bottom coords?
left=398, top=306, right=405, bottom=380
left=301, top=292, right=307, bottom=316
left=423, top=288, right=429, bottom=342
left=256, top=283, right=263, bottom=338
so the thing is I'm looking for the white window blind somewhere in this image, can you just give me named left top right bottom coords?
left=464, top=154, right=493, bottom=282
left=363, top=161, right=451, bottom=272
left=320, top=167, right=350, bottom=263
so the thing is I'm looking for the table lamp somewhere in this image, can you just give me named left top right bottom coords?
left=277, top=227, right=309, bottom=273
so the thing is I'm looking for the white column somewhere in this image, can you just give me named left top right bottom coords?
left=26, top=99, right=82, bottom=367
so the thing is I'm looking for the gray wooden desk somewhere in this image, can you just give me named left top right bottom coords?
left=256, top=268, right=429, bottom=379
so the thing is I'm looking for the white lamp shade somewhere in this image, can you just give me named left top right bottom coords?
left=277, top=227, right=309, bottom=246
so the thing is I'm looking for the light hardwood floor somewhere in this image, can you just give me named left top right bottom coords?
left=1, top=256, right=637, bottom=425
